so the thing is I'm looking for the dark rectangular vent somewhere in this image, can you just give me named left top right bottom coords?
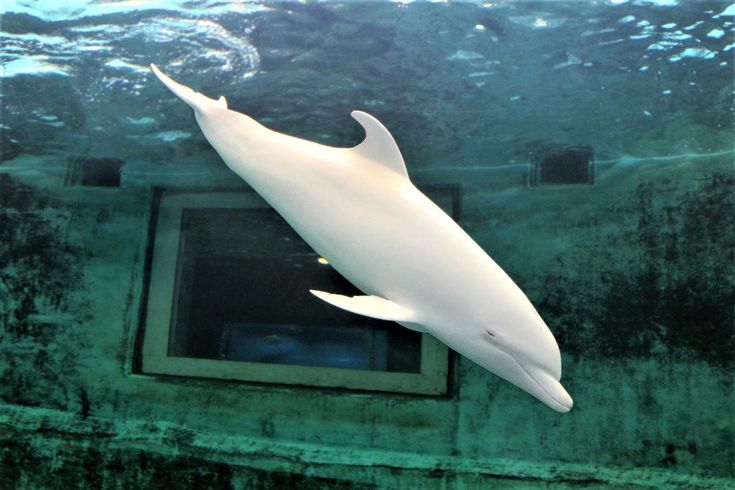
left=530, top=145, right=594, bottom=186
left=66, top=157, right=125, bottom=187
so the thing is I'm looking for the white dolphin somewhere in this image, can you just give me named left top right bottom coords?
left=150, top=64, right=573, bottom=412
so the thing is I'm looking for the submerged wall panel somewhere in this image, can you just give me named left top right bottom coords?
left=1, top=151, right=732, bottom=488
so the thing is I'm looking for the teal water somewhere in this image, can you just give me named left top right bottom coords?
left=1, top=1, right=734, bottom=488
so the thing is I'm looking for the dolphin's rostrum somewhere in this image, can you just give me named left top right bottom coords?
left=150, top=64, right=573, bottom=412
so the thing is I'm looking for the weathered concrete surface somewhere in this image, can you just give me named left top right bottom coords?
left=0, top=148, right=732, bottom=488
left=1, top=404, right=733, bottom=489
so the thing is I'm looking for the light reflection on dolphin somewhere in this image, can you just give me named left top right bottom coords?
left=151, top=64, right=572, bottom=412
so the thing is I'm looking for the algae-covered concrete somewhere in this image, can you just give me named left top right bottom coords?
left=1, top=1, right=734, bottom=488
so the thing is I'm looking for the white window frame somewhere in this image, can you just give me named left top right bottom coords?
left=140, top=190, right=451, bottom=395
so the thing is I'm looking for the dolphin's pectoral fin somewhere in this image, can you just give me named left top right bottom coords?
left=349, top=111, right=409, bottom=178
left=310, top=290, right=415, bottom=322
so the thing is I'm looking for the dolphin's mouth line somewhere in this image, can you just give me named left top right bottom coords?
left=492, top=343, right=571, bottom=411
left=513, top=357, right=570, bottom=411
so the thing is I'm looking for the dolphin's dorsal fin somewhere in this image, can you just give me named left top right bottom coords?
left=350, top=111, right=409, bottom=178
left=217, top=96, right=228, bottom=109
left=310, top=290, right=414, bottom=322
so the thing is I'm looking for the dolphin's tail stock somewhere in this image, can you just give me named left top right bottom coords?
left=150, top=64, right=227, bottom=114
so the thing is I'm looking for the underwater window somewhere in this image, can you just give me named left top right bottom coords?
left=140, top=189, right=453, bottom=395
left=529, top=145, right=594, bottom=186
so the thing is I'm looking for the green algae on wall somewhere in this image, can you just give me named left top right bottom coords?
left=534, top=172, right=735, bottom=366
left=0, top=174, right=91, bottom=411
left=2, top=403, right=733, bottom=489
left=1, top=153, right=732, bottom=488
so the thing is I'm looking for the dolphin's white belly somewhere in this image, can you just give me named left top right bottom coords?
left=149, top=63, right=572, bottom=412
left=222, top=143, right=520, bottom=332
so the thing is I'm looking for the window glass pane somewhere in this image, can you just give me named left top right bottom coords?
left=168, top=207, right=422, bottom=373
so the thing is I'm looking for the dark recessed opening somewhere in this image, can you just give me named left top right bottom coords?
left=136, top=188, right=455, bottom=394
left=66, top=157, right=125, bottom=187
left=169, top=207, right=423, bottom=373
left=530, top=145, right=594, bottom=186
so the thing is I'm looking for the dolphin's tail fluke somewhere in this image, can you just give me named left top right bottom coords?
left=150, top=64, right=227, bottom=114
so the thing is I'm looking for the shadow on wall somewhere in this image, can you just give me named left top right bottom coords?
left=0, top=174, right=91, bottom=410
left=537, top=173, right=735, bottom=367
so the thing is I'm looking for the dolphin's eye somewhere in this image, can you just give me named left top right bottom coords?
left=484, top=327, right=496, bottom=338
